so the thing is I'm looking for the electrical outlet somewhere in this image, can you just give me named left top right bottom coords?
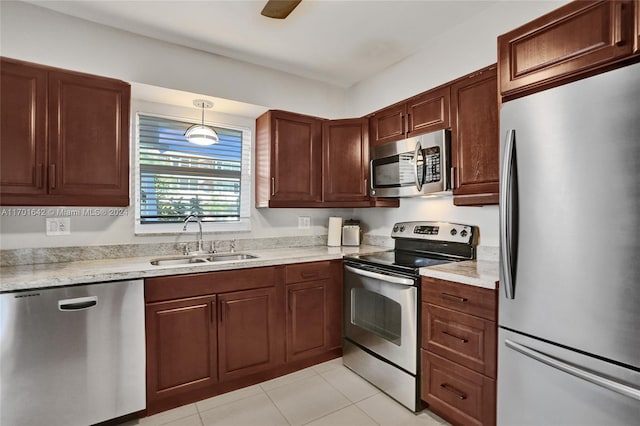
left=298, top=216, right=311, bottom=229
left=46, top=217, right=71, bottom=236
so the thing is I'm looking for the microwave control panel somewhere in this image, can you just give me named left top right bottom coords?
left=423, top=146, right=441, bottom=183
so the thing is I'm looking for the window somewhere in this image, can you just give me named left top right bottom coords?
left=135, top=113, right=251, bottom=233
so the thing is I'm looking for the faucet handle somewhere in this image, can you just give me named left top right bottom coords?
left=210, top=241, right=217, bottom=253
left=230, top=240, right=236, bottom=253
left=180, top=243, right=190, bottom=256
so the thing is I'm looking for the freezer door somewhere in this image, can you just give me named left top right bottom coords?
left=499, top=62, right=640, bottom=369
left=0, top=280, right=145, bottom=426
left=498, top=329, right=640, bottom=425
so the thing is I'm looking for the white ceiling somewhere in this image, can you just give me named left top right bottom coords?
left=26, top=0, right=501, bottom=89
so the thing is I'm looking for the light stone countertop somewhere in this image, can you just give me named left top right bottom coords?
left=0, top=245, right=391, bottom=293
left=420, top=259, right=499, bottom=290
left=1, top=244, right=500, bottom=293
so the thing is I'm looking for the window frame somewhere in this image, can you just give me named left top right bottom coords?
left=134, top=111, right=252, bottom=235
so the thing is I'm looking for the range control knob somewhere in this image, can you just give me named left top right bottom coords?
left=460, top=229, right=468, bottom=238
left=399, top=225, right=405, bottom=232
left=450, top=228, right=457, bottom=236
left=393, top=225, right=399, bottom=232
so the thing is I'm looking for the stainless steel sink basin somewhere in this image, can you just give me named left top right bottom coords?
left=149, top=255, right=210, bottom=266
left=208, top=253, right=258, bottom=262
left=150, top=253, right=258, bottom=266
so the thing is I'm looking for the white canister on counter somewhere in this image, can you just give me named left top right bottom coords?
left=327, top=217, right=342, bottom=247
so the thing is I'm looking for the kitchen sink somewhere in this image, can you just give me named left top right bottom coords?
left=150, top=253, right=258, bottom=266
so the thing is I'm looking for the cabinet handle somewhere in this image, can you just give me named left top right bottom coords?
left=406, top=113, right=411, bottom=132
left=49, top=164, right=56, bottom=190
left=440, top=383, right=467, bottom=400
left=211, top=301, right=215, bottom=324
left=440, top=292, right=468, bottom=303
left=271, top=177, right=275, bottom=196
left=614, top=2, right=624, bottom=46
left=450, top=167, right=456, bottom=189
left=442, top=331, right=468, bottom=343
left=301, top=271, right=319, bottom=279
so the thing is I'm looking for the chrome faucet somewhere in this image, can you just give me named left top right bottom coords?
left=182, top=215, right=206, bottom=254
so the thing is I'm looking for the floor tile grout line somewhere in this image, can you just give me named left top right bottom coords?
left=258, top=368, right=320, bottom=393
left=316, top=367, right=381, bottom=405
left=195, top=387, right=266, bottom=415
left=298, top=400, right=356, bottom=426
left=351, top=402, right=383, bottom=426
left=262, top=386, right=294, bottom=426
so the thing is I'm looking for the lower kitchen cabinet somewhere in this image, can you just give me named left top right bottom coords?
left=421, top=276, right=497, bottom=426
left=146, top=295, right=218, bottom=407
left=285, top=261, right=342, bottom=362
left=218, top=287, right=280, bottom=382
left=144, top=262, right=342, bottom=415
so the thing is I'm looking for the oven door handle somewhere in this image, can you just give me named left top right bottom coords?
left=345, top=265, right=415, bottom=286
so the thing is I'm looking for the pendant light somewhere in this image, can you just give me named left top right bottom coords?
left=185, top=99, right=219, bottom=146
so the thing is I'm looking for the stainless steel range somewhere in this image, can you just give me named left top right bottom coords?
left=342, top=221, right=477, bottom=411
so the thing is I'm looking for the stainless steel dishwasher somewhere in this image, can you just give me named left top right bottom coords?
left=0, top=279, right=146, bottom=426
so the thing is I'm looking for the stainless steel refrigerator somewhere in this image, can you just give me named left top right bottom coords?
left=498, top=61, right=640, bottom=425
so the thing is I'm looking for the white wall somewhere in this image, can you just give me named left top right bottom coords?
left=350, top=1, right=567, bottom=247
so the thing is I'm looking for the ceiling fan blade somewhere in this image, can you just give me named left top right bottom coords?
left=261, top=0, right=302, bottom=19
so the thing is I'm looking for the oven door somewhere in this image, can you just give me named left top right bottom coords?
left=344, top=263, right=418, bottom=374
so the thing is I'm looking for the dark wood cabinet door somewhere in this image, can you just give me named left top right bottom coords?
left=407, top=86, right=450, bottom=137
left=451, top=65, right=499, bottom=206
left=48, top=70, right=130, bottom=206
left=0, top=59, right=47, bottom=198
left=270, top=111, right=322, bottom=204
left=218, top=287, right=280, bottom=382
left=146, top=295, right=218, bottom=407
left=498, top=0, right=635, bottom=99
left=286, top=280, right=328, bottom=361
left=322, top=118, right=369, bottom=202
left=369, top=103, right=406, bottom=147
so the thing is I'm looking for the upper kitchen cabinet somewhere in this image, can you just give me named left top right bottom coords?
left=369, top=86, right=450, bottom=148
left=322, top=118, right=369, bottom=202
left=0, top=57, right=130, bottom=206
left=633, top=0, right=640, bottom=53
left=255, top=110, right=323, bottom=207
left=498, top=0, right=636, bottom=101
left=451, top=65, right=499, bottom=206
left=0, top=59, right=48, bottom=198
left=256, top=110, right=398, bottom=208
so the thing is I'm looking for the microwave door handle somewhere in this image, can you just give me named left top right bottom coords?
left=413, top=141, right=423, bottom=191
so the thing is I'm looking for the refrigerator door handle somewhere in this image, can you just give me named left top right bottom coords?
left=500, top=129, right=516, bottom=299
left=505, top=339, right=640, bottom=401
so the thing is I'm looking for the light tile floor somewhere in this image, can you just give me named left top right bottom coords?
left=120, top=358, right=450, bottom=426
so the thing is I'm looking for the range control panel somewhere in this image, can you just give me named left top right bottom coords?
left=391, top=221, right=476, bottom=244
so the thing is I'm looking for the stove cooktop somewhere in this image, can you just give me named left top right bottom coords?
left=346, top=250, right=454, bottom=273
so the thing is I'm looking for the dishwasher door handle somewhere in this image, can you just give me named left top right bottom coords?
left=58, top=296, right=98, bottom=311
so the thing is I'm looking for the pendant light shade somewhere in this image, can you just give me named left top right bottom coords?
left=185, top=99, right=218, bottom=146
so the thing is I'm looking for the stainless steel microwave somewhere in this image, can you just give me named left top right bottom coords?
left=370, top=129, right=451, bottom=197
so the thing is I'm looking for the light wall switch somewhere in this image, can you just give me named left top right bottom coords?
left=46, top=217, right=71, bottom=236
left=298, top=216, right=311, bottom=229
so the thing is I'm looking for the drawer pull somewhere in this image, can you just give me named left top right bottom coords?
left=442, top=331, right=468, bottom=343
left=440, top=383, right=467, bottom=400
left=301, top=271, right=319, bottom=279
left=440, top=293, right=468, bottom=303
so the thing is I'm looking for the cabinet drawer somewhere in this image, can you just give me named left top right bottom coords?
left=422, top=277, right=497, bottom=321
left=285, top=261, right=332, bottom=284
left=422, top=303, right=496, bottom=378
left=421, top=350, right=495, bottom=426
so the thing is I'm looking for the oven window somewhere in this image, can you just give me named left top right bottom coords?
left=351, top=288, right=401, bottom=346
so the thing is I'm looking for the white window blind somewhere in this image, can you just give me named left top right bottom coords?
left=137, top=114, right=249, bottom=225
